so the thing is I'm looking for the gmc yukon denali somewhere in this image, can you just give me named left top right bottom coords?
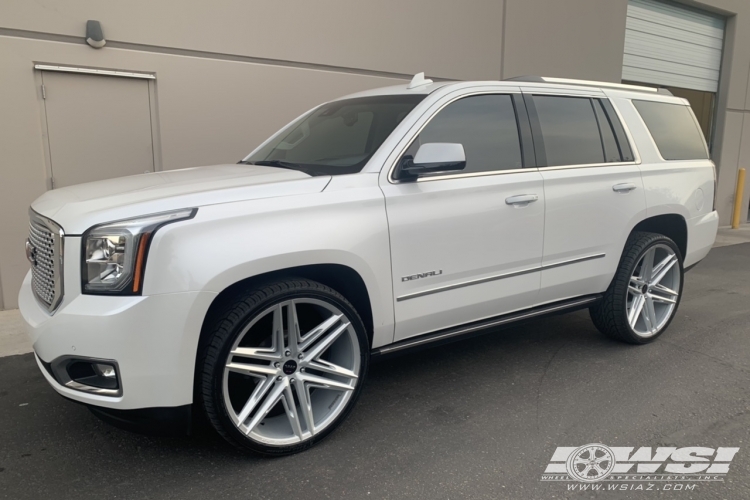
left=19, top=75, right=719, bottom=455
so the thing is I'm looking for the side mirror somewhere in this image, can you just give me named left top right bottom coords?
left=397, top=143, right=466, bottom=180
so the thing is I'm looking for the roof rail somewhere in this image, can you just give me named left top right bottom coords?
left=504, top=76, right=673, bottom=96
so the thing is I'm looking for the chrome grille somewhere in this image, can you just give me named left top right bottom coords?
left=28, top=212, right=64, bottom=312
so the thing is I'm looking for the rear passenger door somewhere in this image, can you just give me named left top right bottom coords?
left=523, top=92, right=647, bottom=303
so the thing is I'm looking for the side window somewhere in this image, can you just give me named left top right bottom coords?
left=532, top=96, right=605, bottom=166
left=632, top=100, right=709, bottom=161
left=413, top=94, right=523, bottom=173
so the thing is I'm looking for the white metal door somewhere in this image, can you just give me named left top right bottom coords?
left=41, top=71, right=155, bottom=188
left=538, top=165, right=646, bottom=304
left=383, top=171, right=545, bottom=341
left=623, top=0, right=725, bottom=92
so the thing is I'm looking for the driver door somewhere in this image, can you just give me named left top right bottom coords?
left=380, top=92, right=545, bottom=342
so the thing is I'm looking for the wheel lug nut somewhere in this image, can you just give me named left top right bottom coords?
left=300, top=367, right=305, bottom=372
left=290, top=378, right=295, bottom=383
left=284, top=350, right=291, bottom=357
left=297, top=353, right=304, bottom=360
left=277, top=376, right=282, bottom=381
left=274, top=362, right=280, bottom=368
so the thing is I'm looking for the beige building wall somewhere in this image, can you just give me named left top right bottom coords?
left=0, top=0, right=749, bottom=309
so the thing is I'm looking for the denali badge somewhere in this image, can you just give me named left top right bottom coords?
left=25, top=240, right=37, bottom=266
left=402, top=270, right=443, bottom=282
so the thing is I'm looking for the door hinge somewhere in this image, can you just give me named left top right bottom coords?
left=41, top=84, right=46, bottom=99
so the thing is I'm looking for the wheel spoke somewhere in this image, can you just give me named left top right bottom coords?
left=628, top=294, right=645, bottom=328
left=226, top=361, right=277, bottom=377
left=286, top=301, right=300, bottom=356
left=298, top=313, right=343, bottom=352
left=650, top=255, right=677, bottom=286
left=652, top=283, right=678, bottom=297
left=642, top=296, right=657, bottom=333
left=236, top=375, right=275, bottom=424
left=628, top=284, right=642, bottom=295
left=648, top=292, right=676, bottom=305
left=272, top=303, right=285, bottom=353
left=306, top=359, right=358, bottom=381
left=299, top=371, right=354, bottom=392
left=305, top=322, right=350, bottom=361
left=230, top=346, right=280, bottom=362
left=243, top=379, right=286, bottom=435
left=282, top=384, right=304, bottom=440
left=639, top=248, right=656, bottom=281
left=293, top=377, right=315, bottom=435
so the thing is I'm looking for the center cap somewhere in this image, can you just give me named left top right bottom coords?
left=282, top=360, right=298, bottom=375
left=641, top=284, right=649, bottom=294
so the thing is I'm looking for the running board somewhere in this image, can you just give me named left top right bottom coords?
left=371, top=295, right=602, bottom=357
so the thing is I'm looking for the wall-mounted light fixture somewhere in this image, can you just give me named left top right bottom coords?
left=86, top=20, right=106, bottom=49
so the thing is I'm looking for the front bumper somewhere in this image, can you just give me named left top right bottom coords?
left=19, top=271, right=216, bottom=410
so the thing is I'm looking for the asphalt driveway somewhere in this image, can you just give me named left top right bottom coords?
left=1, top=243, right=749, bottom=499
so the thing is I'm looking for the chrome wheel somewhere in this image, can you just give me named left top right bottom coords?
left=222, top=298, right=361, bottom=446
left=626, top=244, right=681, bottom=337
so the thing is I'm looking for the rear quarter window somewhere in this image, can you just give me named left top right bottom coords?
left=632, top=100, right=708, bottom=161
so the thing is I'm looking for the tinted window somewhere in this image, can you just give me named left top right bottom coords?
left=414, top=94, right=523, bottom=173
left=633, top=100, right=708, bottom=160
left=244, top=95, right=424, bottom=176
left=533, top=96, right=604, bottom=166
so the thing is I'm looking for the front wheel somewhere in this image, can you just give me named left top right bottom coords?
left=590, top=232, right=683, bottom=344
left=199, top=279, right=369, bottom=456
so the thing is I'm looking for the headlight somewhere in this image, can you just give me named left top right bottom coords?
left=81, top=208, right=196, bottom=295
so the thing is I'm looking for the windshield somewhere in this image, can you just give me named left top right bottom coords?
left=242, top=95, right=425, bottom=176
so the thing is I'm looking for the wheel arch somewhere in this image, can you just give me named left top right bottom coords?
left=630, top=213, right=688, bottom=260
left=197, top=263, right=375, bottom=360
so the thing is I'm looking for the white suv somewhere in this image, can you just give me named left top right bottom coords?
left=20, top=74, right=718, bottom=455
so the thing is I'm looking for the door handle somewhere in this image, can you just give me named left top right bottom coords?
left=505, top=194, right=538, bottom=206
left=613, top=183, right=637, bottom=193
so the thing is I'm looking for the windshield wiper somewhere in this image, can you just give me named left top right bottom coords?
left=243, top=160, right=302, bottom=171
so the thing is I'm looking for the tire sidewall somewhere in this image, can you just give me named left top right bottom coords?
left=204, top=283, right=370, bottom=456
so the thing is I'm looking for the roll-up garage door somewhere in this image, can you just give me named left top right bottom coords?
left=622, top=0, right=725, bottom=92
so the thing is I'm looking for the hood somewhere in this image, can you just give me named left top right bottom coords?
left=31, top=164, right=331, bottom=234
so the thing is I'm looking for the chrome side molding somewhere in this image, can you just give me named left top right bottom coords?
left=397, top=253, right=605, bottom=302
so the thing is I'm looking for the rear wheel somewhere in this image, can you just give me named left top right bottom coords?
left=590, top=232, right=683, bottom=344
left=200, top=279, right=369, bottom=456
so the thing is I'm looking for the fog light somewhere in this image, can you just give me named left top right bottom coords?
left=95, top=363, right=117, bottom=379
left=53, top=358, right=121, bottom=396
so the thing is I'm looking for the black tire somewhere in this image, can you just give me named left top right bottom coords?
left=590, top=231, right=684, bottom=344
left=199, top=279, right=369, bottom=456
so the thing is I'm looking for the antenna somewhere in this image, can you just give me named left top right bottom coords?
left=407, top=72, right=434, bottom=89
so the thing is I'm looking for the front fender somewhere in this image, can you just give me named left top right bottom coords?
left=142, top=181, right=395, bottom=348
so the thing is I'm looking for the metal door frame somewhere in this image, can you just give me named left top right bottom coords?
left=33, top=64, right=162, bottom=190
